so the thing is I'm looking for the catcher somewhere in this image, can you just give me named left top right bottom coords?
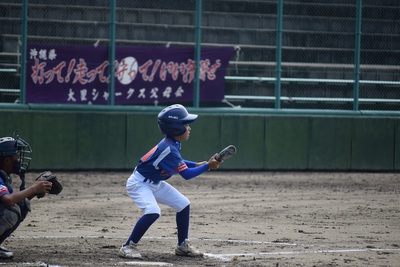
left=0, top=134, right=62, bottom=259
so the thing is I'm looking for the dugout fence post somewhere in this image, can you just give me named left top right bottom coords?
left=353, top=0, right=363, bottom=111
left=193, top=0, right=202, bottom=108
left=19, top=0, right=29, bottom=104
left=108, top=0, right=117, bottom=106
left=274, top=0, right=283, bottom=109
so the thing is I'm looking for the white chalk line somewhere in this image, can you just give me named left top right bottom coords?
left=8, top=235, right=400, bottom=263
left=10, top=235, right=301, bottom=246
left=205, top=248, right=400, bottom=262
left=0, top=262, right=62, bottom=267
left=118, top=261, right=173, bottom=266
left=147, top=236, right=301, bottom=246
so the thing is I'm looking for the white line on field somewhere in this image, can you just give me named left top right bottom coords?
left=10, top=235, right=400, bottom=263
left=205, top=248, right=400, bottom=262
left=118, top=261, right=173, bottom=266
left=146, top=236, right=301, bottom=246
left=11, top=235, right=300, bottom=246
left=0, top=262, right=62, bottom=267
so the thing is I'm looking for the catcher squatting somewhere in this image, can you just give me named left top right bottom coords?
left=0, top=134, right=62, bottom=259
left=0, top=104, right=226, bottom=260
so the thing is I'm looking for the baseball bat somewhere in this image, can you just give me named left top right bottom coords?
left=215, top=145, right=237, bottom=162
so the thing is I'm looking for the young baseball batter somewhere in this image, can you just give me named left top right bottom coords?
left=119, top=104, right=222, bottom=258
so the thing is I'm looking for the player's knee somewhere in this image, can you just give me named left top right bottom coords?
left=176, top=199, right=190, bottom=213
left=144, top=205, right=161, bottom=216
left=0, top=206, right=21, bottom=236
left=181, top=198, right=190, bottom=210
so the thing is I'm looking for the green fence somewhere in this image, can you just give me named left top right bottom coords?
left=1, top=0, right=399, bottom=112
left=0, top=109, right=399, bottom=171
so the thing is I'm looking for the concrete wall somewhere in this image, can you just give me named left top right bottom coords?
left=1, top=109, right=399, bottom=171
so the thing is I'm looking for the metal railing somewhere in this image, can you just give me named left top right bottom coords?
left=0, top=0, right=399, bottom=113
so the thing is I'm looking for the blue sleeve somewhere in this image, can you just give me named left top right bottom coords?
left=184, top=160, right=197, bottom=168
left=179, top=163, right=209, bottom=180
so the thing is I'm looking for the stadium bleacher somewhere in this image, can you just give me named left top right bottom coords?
left=0, top=0, right=399, bottom=109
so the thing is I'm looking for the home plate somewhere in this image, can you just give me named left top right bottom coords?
left=119, top=261, right=173, bottom=266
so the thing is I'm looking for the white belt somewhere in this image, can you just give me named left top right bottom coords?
left=134, top=168, right=157, bottom=184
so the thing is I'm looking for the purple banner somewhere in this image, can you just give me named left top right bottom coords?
left=26, top=45, right=234, bottom=105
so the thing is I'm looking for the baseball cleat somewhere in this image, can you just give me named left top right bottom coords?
left=175, top=239, right=203, bottom=257
left=0, top=246, right=13, bottom=259
left=118, top=241, right=142, bottom=259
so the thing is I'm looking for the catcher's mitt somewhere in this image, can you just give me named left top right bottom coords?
left=36, top=171, right=63, bottom=198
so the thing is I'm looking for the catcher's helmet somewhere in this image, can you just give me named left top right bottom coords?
left=0, top=135, right=32, bottom=173
left=157, top=104, right=198, bottom=136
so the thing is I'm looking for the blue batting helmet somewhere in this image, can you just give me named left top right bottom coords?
left=157, top=104, right=198, bottom=136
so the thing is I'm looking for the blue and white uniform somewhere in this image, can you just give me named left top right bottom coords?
left=120, top=104, right=219, bottom=254
left=0, top=177, right=12, bottom=198
left=127, top=136, right=209, bottom=215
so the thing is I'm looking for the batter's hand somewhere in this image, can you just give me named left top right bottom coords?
left=207, top=153, right=222, bottom=170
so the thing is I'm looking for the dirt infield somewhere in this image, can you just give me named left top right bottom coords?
left=1, top=171, right=399, bottom=266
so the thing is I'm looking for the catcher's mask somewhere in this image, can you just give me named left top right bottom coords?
left=157, top=104, right=198, bottom=136
left=0, top=134, right=32, bottom=175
